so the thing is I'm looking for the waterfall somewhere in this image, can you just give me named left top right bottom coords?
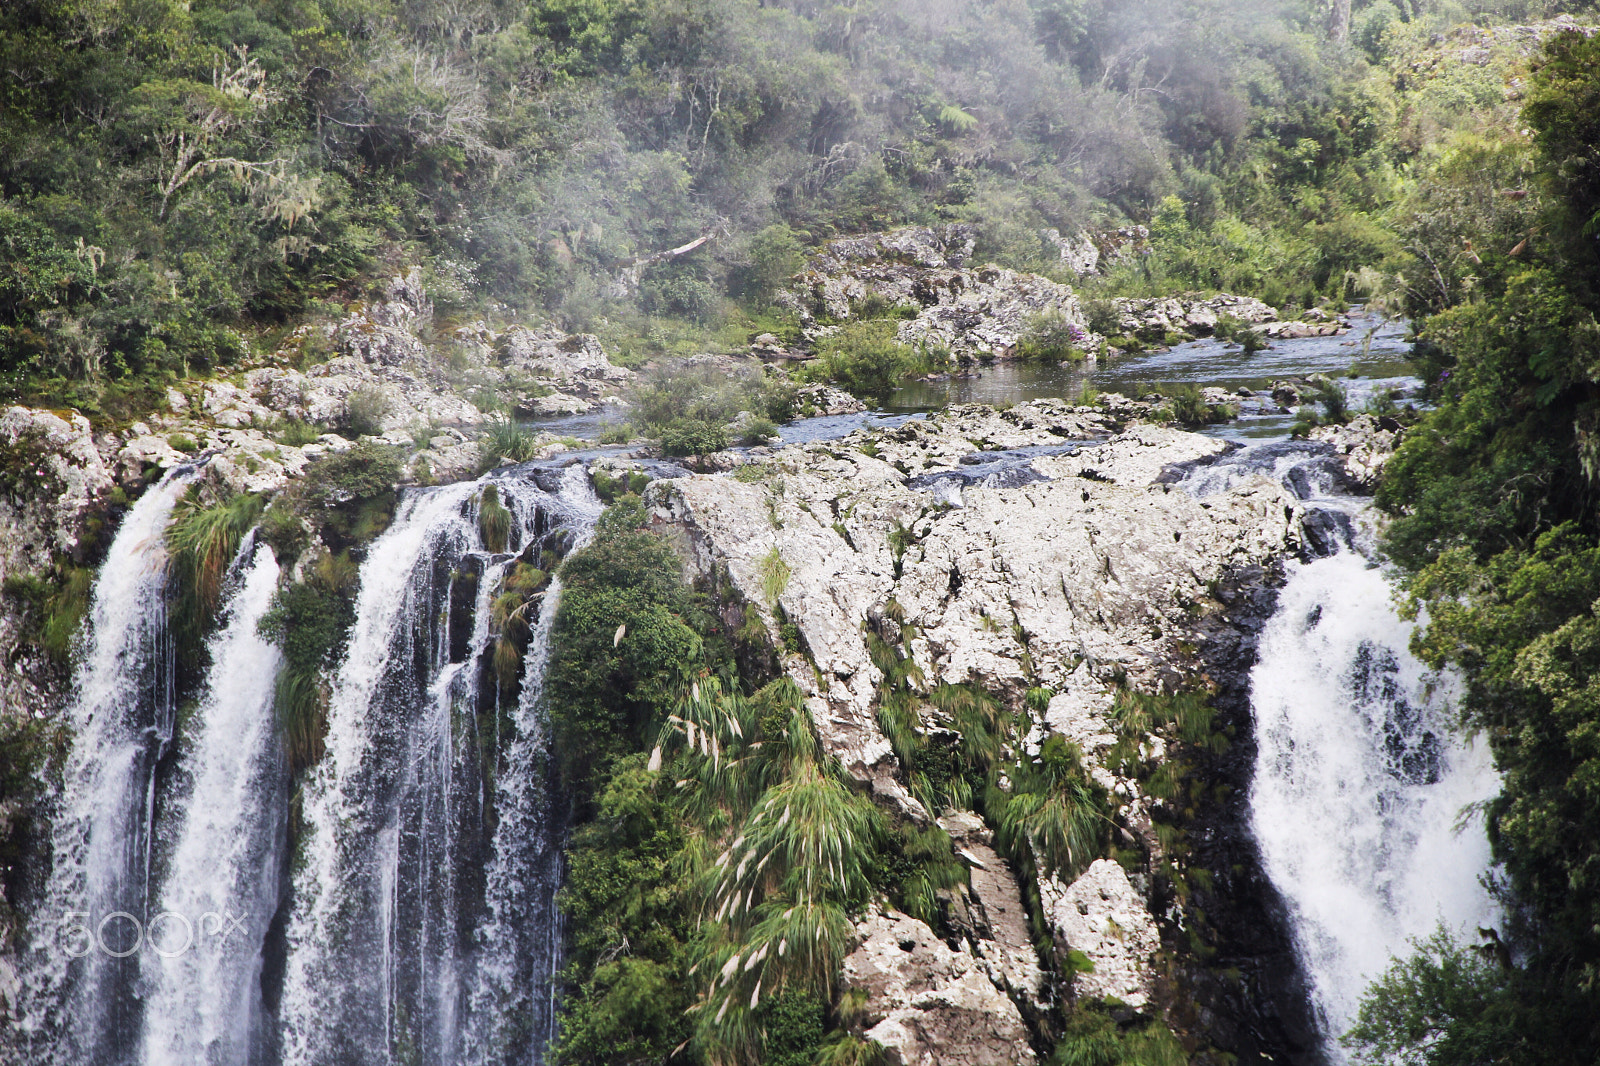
left=25, top=468, right=196, bottom=1064
left=139, top=535, right=284, bottom=1066
left=280, top=462, right=600, bottom=1066
left=1247, top=511, right=1499, bottom=1054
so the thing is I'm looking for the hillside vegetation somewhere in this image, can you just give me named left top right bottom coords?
left=0, top=0, right=1589, bottom=421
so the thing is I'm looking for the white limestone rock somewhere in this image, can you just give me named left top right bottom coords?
left=1308, top=413, right=1402, bottom=490
left=1041, top=859, right=1161, bottom=1008
left=842, top=910, right=1036, bottom=1066
left=0, top=406, right=114, bottom=576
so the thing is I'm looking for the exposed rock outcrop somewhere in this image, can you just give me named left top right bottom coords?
left=1039, top=226, right=1150, bottom=277
left=0, top=407, right=114, bottom=714
left=647, top=399, right=1309, bottom=1046
left=1040, top=860, right=1161, bottom=1008
left=842, top=909, right=1037, bottom=1066
left=1308, top=414, right=1404, bottom=490
left=1108, top=295, right=1277, bottom=338
left=782, top=226, right=1097, bottom=362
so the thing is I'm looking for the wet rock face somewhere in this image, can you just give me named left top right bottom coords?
left=648, top=399, right=1309, bottom=1052
left=780, top=226, right=1097, bottom=362
left=1308, top=414, right=1403, bottom=490
left=843, top=910, right=1037, bottom=1066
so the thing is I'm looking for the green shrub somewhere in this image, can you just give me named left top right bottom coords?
left=480, top=409, right=542, bottom=466
left=659, top=418, right=729, bottom=457
left=167, top=488, right=264, bottom=659
left=802, top=320, right=927, bottom=405
left=738, top=415, right=777, bottom=445
left=1014, top=308, right=1090, bottom=362
left=598, top=423, right=633, bottom=445
left=478, top=483, right=511, bottom=552
left=1164, top=384, right=1235, bottom=426
left=274, top=419, right=322, bottom=446
left=2, top=564, right=92, bottom=664
left=337, top=386, right=393, bottom=439
left=742, top=224, right=806, bottom=303
left=628, top=362, right=797, bottom=434
left=258, top=551, right=359, bottom=774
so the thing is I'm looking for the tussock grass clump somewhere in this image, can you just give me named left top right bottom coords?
left=259, top=551, right=359, bottom=775
left=478, top=483, right=511, bottom=553
left=167, top=488, right=264, bottom=659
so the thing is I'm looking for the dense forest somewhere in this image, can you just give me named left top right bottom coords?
left=0, top=0, right=1586, bottom=417
left=4, top=0, right=1600, bottom=1064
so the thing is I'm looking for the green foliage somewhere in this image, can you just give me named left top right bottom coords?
left=1370, top=31, right=1600, bottom=1062
left=477, top=483, right=511, bottom=553
left=549, top=499, right=707, bottom=798
left=1163, top=384, right=1234, bottom=427
left=166, top=487, right=263, bottom=656
left=1345, top=929, right=1515, bottom=1066
left=1014, top=308, right=1090, bottom=362
left=660, top=419, right=730, bottom=458
left=629, top=362, right=797, bottom=437
left=3, top=562, right=93, bottom=665
left=740, top=225, right=806, bottom=304
left=479, top=410, right=543, bottom=466
left=1051, top=1007, right=1187, bottom=1066
left=737, top=416, right=777, bottom=446
left=998, top=735, right=1109, bottom=884
left=258, top=550, right=359, bottom=774
left=801, top=321, right=931, bottom=407
left=336, top=386, right=392, bottom=440
left=274, top=440, right=403, bottom=552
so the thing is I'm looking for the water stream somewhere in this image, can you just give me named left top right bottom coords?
left=1176, top=439, right=1500, bottom=1058
left=28, top=467, right=197, bottom=1064
left=140, top=535, right=284, bottom=1066
left=280, top=461, right=599, bottom=1066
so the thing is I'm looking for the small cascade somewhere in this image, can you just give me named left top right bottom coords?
left=139, top=535, right=284, bottom=1066
left=1177, top=441, right=1500, bottom=1057
left=281, top=462, right=600, bottom=1066
left=25, top=468, right=196, bottom=1064
left=469, top=464, right=602, bottom=1064
left=1249, top=554, right=1499, bottom=1052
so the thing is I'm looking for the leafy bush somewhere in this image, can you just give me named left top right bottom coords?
left=738, top=416, right=778, bottom=445
left=801, top=321, right=928, bottom=405
left=629, top=362, right=797, bottom=434
left=1164, top=384, right=1234, bottom=426
left=659, top=418, right=729, bottom=457
left=258, top=551, right=359, bottom=773
left=337, top=386, right=393, bottom=439
left=1014, top=308, right=1090, bottom=362
left=167, top=488, right=264, bottom=662
left=478, top=483, right=511, bottom=552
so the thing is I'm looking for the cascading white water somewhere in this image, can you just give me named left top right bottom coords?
left=24, top=468, right=197, bottom=1063
left=1249, top=549, right=1500, bottom=1054
left=280, top=463, right=599, bottom=1066
left=139, top=535, right=284, bottom=1066
left=469, top=464, right=602, bottom=1064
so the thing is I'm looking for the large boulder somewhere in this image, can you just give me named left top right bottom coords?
left=842, top=910, right=1036, bottom=1066
left=1041, top=859, right=1162, bottom=1008
left=1307, top=413, right=1403, bottom=490
left=781, top=227, right=1097, bottom=361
